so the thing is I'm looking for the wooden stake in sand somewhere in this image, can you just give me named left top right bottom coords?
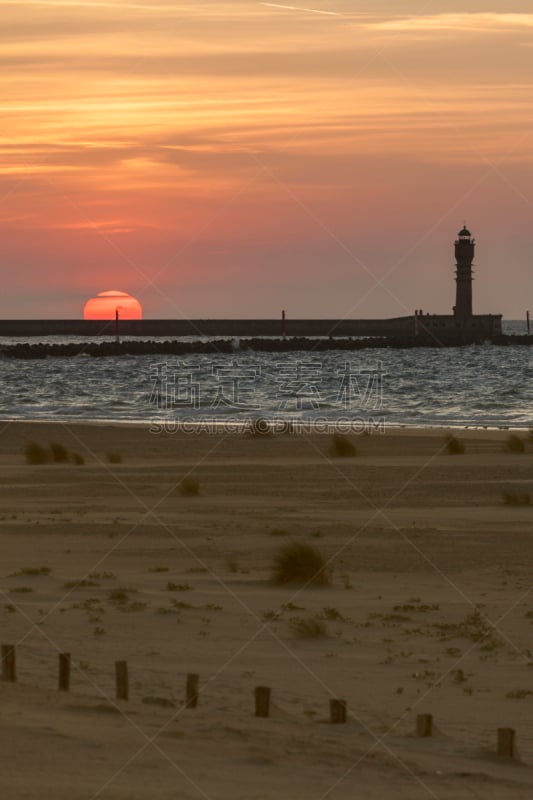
left=330, top=699, right=347, bottom=724
left=1, top=644, right=16, bottom=683
left=416, top=714, right=433, bottom=738
left=186, top=673, right=199, bottom=709
left=115, top=660, right=129, bottom=701
left=497, top=727, right=516, bottom=759
left=58, top=653, right=71, bottom=692
left=254, top=686, right=271, bottom=718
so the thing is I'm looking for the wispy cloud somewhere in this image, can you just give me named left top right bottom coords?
left=0, top=1, right=169, bottom=9
left=372, top=13, right=533, bottom=34
left=260, top=3, right=340, bottom=16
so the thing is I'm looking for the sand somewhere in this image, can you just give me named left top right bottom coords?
left=1, top=421, right=533, bottom=799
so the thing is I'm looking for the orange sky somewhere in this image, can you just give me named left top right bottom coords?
left=1, top=0, right=533, bottom=318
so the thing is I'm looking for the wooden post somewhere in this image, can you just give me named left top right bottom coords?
left=1, top=644, right=16, bottom=683
left=416, top=714, right=433, bottom=738
left=330, top=699, right=347, bottom=724
left=255, top=686, right=271, bottom=718
left=58, top=653, right=71, bottom=692
left=497, top=727, right=516, bottom=759
left=186, top=673, right=199, bottom=709
left=115, top=660, right=129, bottom=701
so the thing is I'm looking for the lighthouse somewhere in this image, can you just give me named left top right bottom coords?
left=454, top=225, right=474, bottom=316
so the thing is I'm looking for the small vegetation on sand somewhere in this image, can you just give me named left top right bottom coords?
left=106, top=451, right=123, bottom=464
left=50, top=442, right=69, bottom=463
left=107, top=588, right=136, bottom=605
left=12, top=566, right=51, bottom=576
left=62, top=579, right=100, bottom=589
left=322, top=606, right=351, bottom=623
left=178, top=477, right=200, bottom=496
left=25, top=442, right=86, bottom=465
left=25, top=442, right=49, bottom=465
left=289, top=616, right=327, bottom=638
left=502, top=491, right=531, bottom=506
left=329, top=433, right=356, bottom=457
left=505, top=435, right=525, bottom=454
left=445, top=434, right=465, bottom=455
left=166, top=582, right=192, bottom=592
left=506, top=688, right=533, bottom=699
left=433, top=609, right=502, bottom=650
left=271, top=542, right=330, bottom=587
left=89, top=571, right=116, bottom=580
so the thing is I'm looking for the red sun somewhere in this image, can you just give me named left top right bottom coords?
left=83, top=290, right=143, bottom=320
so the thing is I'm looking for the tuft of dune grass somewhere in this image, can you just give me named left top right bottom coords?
left=50, top=442, right=69, bottom=463
left=25, top=442, right=49, bottom=465
left=329, top=433, right=356, bottom=458
left=505, top=435, right=525, bottom=454
left=271, top=542, right=330, bottom=587
left=178, top=477, right=200, bottom=496
left=289, top=616, right=327, bottom=638
left=502, top=491, right=531, bottom=506
left=445, top=434, right=465, bottom=455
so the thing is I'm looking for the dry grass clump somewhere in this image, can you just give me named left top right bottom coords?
left=506, top=688, right=533, bottom=699
left=63, top=579, right=100, bottom=589
left=289, top=616, right=327, bottom=638
left=178, top=477, right=200, bottom=496
left=433, top=609, right=502, bottom=651
left=12, top=566, right=51, bottom=576
left=505, top=435, right=525, bottom=453
left=50, top=442, right=69, bottom=463
left=329, top=433, right=356, bottom=457
left=271, top=542, right=330, bottom=587
left=25, top=442, right=49, bottom=465
left=24, top=441, right=85, bottom=465
left=166, top=582, right=192, bottom=592
left=445, top=434, right=465, bottom=455
left=502, top=491, right=531, bottom=506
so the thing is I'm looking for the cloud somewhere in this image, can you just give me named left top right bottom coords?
left=0, top=1, right=187, bottom=10
left=260, top=3, right=341, bottom=16
left=371, top=13, right=533, bottom=34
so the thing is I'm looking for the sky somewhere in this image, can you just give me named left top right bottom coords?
left=1, top=0, right=533, bottom=319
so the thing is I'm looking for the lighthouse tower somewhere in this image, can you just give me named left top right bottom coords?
left=454, top=225, right=474, bottom=317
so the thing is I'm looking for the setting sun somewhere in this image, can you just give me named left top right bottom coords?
left=83, top=290, right=142, bottom=320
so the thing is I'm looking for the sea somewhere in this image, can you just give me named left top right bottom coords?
left=0, top=320, right=531, bottom=430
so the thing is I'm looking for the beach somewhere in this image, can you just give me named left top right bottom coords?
left=1, top=421, right=533, bottom=799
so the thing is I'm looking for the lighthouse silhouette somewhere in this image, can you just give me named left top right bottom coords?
left=454, top=225, right=474, bottom=316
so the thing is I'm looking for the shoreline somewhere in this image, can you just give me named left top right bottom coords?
left=0, top=417, right=529, bottom=434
